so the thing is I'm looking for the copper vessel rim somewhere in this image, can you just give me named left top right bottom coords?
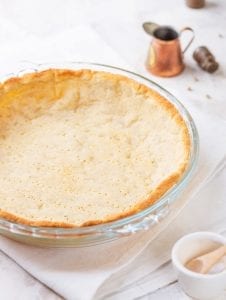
left=152, top=37, right=179, bottom=44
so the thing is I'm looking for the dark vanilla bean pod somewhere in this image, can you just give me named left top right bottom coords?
left=193, top=46, right=219, bottom=73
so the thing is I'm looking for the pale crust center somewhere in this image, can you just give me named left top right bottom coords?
left=0, top=69, right=190, bottom=227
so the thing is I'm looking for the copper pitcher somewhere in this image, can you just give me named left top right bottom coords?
left=143, top=23, right=195, bottom=77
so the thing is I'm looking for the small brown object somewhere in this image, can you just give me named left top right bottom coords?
left=194, top=76, right=199, bottom=82
left=186, top=0, right=205, bottom=8
left=193, top=46, right=219, bottom=73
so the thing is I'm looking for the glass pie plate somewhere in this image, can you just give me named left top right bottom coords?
left=0, top=62, right=199, bottom=247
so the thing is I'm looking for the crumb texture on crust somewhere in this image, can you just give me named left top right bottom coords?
left=0, top=69, right=190, bottom=227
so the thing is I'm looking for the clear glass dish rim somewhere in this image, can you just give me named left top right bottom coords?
left=0, top=61, right=199, bottom=236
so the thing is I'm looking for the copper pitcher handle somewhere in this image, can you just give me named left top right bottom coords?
left=180, top=27, right=195, bottom=54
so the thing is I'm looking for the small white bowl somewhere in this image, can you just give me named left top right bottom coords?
left=171, top=232, right=226, bottom=299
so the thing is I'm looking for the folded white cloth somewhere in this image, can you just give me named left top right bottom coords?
left=0, top=24, right=226, bottom=300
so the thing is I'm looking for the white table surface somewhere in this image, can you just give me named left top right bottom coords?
left=0, top=0, right=225, bottom=299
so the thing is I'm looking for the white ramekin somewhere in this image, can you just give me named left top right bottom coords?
left=171, top=231, right=226, bottom=299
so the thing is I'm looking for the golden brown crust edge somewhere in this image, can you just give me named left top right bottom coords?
left=0, top=68, right=191, bottom=228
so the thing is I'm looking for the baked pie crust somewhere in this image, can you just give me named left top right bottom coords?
left=0, top=69, right=190, bottom=227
